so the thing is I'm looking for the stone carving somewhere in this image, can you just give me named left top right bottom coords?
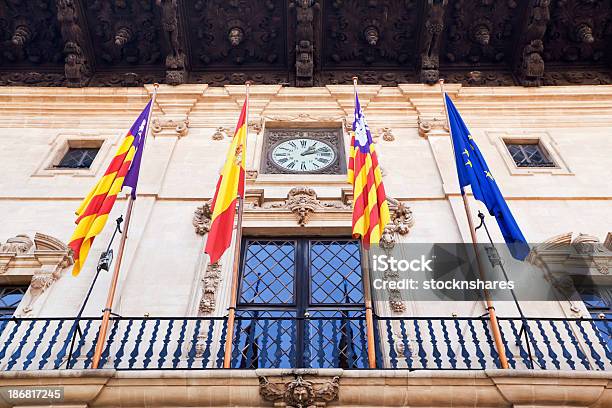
left=57, top=0, right=91, bottom=87
left=193, top=200, right=213, bottom=235
left=282, top=187, right=318, bottom=226
left=572, top=233, right=609, bottom=274
left=199, top=262, right=221, bottom=314
left=212, top=126, right=230, bottom=140
left=261, top=187, right=350, bottom=226
left=419, top=0, right=447, bottom=84
left=417, top=115, right=448, bottom=138
left=259, top=375, right=340, bottom=408
left=246, top=170, right=259, bottom=180
left=0, top=233, right=72, bottom=315
left=0, top=235, right=34, bottom=254
left=151, top=118, right=189, bottom=137
left=375, top=127, right=395, bottom=142
left=291, top=0, right=319, bottom=87
left=387, top=199, right=415, bottom=236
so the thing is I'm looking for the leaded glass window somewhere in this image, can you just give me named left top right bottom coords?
left=505, top=142, right=555, bottom=168
left=578, top=285, right=612, bottom=350
left=233, top=238, right=369, bottom=369
left=0, top=286, right=27, bottom=318
left=56, top=147, right=99, bottom=168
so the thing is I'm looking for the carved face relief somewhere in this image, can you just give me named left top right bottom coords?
left=472, top=24, right=490, bottom=45
left=364, top=26, right=379, bottom=45
left=228, top=27, right=244, bottom=46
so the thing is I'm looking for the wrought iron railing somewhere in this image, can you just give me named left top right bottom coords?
left=0, top=316, right=609, bottom=371
left=379, top=317, right=612, bottom=370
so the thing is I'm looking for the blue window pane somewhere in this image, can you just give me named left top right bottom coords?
left=0, top=286, right=27, bottom=318
left=233, top=310, right=296, bottom=368
left=240, top=241, right=295, bottom=304
left=310, top=240, right=363, bottom=304
left=305, top=310, right=368, bottom=368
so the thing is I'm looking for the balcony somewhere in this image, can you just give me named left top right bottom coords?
left=0, top=315, right=610, bottom=371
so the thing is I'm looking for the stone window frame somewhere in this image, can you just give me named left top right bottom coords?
left=486, top=131, right=573, bottom=176
left=32, top=132, right=118, bottom=177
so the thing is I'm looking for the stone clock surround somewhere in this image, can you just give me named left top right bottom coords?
left=260, top=127, right=347, bottom=175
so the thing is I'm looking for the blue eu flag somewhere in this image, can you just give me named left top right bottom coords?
left=445, top=94, right=530, bottom=260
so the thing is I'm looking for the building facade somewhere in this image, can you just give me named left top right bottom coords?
left=0, top=82, right=610, bottom=407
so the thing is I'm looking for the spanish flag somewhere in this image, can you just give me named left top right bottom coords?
left=347, top=91, right=390, bottom=248
left=68, top=101, right=152, bottom=276
left=205, top=100, right=248, bottom=264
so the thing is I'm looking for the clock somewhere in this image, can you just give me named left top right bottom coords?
left=270, top=138, right=337, bottom=173
left=261, top=128, right=345, bottom=175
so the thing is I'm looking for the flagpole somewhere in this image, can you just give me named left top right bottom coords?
left=91, top=83, right=159, bottom=369
left=222, top=81, right=250, bottom=369
left=352, top=76, right=378, bottom=369
left=439, top=79, right=509, bottom=369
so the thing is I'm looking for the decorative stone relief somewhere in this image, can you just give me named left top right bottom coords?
left=0, top=233, right=73, bottom=315
left=263, top=187, right=350, bottom=226
left=212, top=126, right=231, bottom=140
left=379, top=199, right=415, bottom=313
left=198, top=262, right=221, bottom=315
left=374, top=127, right=395, bottom=141
left=417, top=115, right=448, bottom=138
left=528, top=232, right=612, bottom=315
left=0, top=234, right=34, bottom=254
left=193, top=200, right=213, bottom=235
left=259, top=375, right=340, bottom=408
left=151, top=118, right=189, bottom=137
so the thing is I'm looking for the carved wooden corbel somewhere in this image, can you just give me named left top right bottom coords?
left=56, top=0, right=93, bottom=87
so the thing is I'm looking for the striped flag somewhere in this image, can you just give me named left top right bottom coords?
left=347, top=91, right=390, bottom=248
left=205, top=100, right=248, bottom=264
left=68, top=101, right=152, bottom=276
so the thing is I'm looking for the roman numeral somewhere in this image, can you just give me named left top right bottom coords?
left=300, top=140, right=307, bottom=148
left=300, top=162, right=306, bottom=170
left=278, top=157, right=289, bottom=164
left=287, top=161, right=296, bottom=169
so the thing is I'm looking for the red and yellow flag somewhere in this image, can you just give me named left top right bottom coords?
left=205, top=100, right=248, bottom=264
left=68, top=101, right=152, bottom=276
left=347, top=92, right=390, bottom=248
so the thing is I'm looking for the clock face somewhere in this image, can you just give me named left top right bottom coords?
left=270, top=138, right=337, bottom=173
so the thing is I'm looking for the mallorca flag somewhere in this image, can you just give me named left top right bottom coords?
left=347, top=91, right=390, bottom=248
left=68, top=100, right=152, bottom=276
left=204, top=100, right=248, bottom=264
left=444, top=94, right=529, bottom=260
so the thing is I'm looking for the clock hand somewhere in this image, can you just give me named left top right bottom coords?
left=301, top=147, right=316, bottom=156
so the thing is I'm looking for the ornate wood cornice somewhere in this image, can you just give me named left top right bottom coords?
left=0, top=0, right=610, bottom=87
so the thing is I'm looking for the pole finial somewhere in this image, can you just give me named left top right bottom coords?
left=153, top=82, right=160, bottom=89
left=245, top=80, right=253, bottom=86
left=439, top=79, right=444, bottom=85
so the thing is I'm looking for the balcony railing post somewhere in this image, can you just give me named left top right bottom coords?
left=360, top=243, right=378, bottom=369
